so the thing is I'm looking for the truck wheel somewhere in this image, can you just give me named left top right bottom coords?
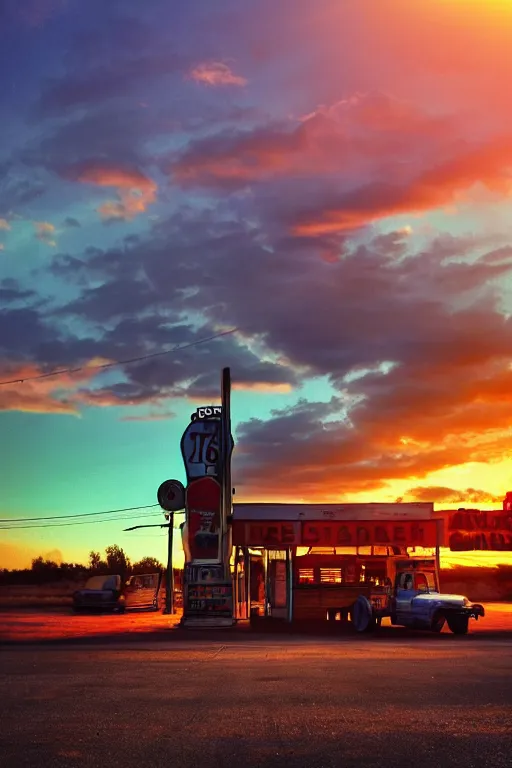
left=431, top=613, right=446, bottom=633
left=351, top=596, right=374, bottom=633
left=447, top=616, right=469, bottom=635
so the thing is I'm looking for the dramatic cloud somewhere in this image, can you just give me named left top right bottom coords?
left=39, top=207, right=512, bottom=498
left=33, top=221, right=56, bottom=246
left=171, top=93, right=453, bottom=190
left=233, top=398, right=512, bottom=502
left=403, top=486, right=504, bottom=506
left=4, top=0, right=512, bottom=514
left=294, top=136, right=512, bottom=236
left=0, top=279, right=35, bottom=304
left=169, top=91, right=512, bottom=237
left=189, top=61, right=247, bottom=87
left=0, top=363, right=89, bottom=415
left=76, top=164, right=157, bottom=221
left=0, top=287, right=299, bottom=414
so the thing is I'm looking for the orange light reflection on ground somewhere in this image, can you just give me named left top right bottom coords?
left=0, top=609, right=181, bottom=643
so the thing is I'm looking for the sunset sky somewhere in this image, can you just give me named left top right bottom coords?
left=2, top=0, right=512, bottom=570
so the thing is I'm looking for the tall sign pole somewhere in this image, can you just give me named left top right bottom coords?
left=164, top=511, right=174, bottom=615
left=220, top=367, right=233, bottom=575
left=179, top=368, right=235, bottom=627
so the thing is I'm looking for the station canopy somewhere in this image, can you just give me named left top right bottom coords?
left=232, top=503, right=438, bottom=549
left=232, top=502, right=512, bottom=553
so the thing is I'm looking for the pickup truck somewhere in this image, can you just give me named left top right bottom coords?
left=72, top=574, right=124, bottom=613
left=352, top=565, right=485, bottom=635
left=72, top=572, right=165, bottom=613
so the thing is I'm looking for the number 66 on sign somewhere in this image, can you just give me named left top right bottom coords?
left=180, top=419, right=221, bottom=481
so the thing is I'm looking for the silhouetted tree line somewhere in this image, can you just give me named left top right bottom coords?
left=2, top=554, right=511, bottom=600
left=440, top=565, right=512, bottom=602
left=0, top=546, right=165, bottom=586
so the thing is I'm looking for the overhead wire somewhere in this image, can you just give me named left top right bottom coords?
left=0, top=510, right=166, bottom=531
left=0, top=504, right=160, bottom=524
left=0, top=327, right=238, bottom=386
left=0, top=327, right=227, bottom=532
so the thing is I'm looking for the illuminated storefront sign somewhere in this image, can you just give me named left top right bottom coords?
left=301, top=520, right=437, bottom=547
left=233, top=520, right=438, bottom=548
left=447, top=510, right=512, bottom=551
left=240, top=522, right=301, bottom=547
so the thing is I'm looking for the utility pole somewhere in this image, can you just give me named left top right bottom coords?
left=155, top=478, right=186, bottom=615
left=164, top=512, right=174, bottom=615
left=124, top=513, right=182, bottom=615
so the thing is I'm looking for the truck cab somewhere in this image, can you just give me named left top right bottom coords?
left=389, top=565, right=484, bottom=634
left=353, top=558, right=485, bottom=635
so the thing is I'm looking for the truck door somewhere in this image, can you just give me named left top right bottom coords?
left=395, top=571, right=415, bottom=624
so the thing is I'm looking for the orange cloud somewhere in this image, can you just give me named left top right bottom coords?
left=232, top=382, right=293, bottom=394
left=75, top=388, right=166, bottom=409
left=189, top=62, right=247, bottom=87
left=293, top=136, right=512, bottom=236
left=403, top=486, right=504, bottom=505
left=0, top=361, right=108, bottom=415
left=171, top=93, right=456, bottom=190
left=34, top=221, right=57, bottom=246
left=0, top=218, right=11, bottom=231
left=235, top=334, right=512, bottom=502
left=77, top=165, right=157, bottom=221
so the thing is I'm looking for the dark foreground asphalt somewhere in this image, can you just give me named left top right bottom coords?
left=1, top=632, right=512, bottom=768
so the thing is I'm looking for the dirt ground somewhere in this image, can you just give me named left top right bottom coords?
left=1, top=602, right=510, bottom=643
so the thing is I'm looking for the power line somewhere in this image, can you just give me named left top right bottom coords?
left=0, top=510, right=165, bottom=531
left=0, top=327, right=237, bottom=386
left=0, top=504, right=160, bottom=523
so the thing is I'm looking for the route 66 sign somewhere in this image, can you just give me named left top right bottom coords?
left=180, top=415, right=234, bottom=483
left=180, top=418, right=221, bottom=481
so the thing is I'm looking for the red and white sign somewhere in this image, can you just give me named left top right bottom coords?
left=446, top=509, right=512, bottom=551
left=232, top=519, right=439, bottom=548
left=186, top=476, right=222, bottom=562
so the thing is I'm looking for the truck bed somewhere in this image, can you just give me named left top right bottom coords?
left=293, top=585, right=371, bottom=620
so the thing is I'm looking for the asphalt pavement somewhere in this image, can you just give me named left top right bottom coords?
left=1, top=618, right=512, bottom=768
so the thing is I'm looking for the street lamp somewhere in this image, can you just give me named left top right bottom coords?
left=156, top=479, right=186, bottom=614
